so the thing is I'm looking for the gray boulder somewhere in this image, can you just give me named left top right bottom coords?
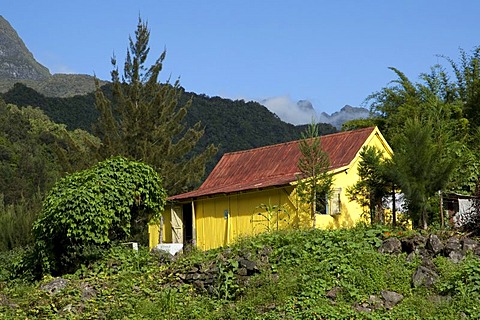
left=378, top=237, right=402, bottom=254
left=412, top=266, right=438, bottom=288
left=426, top=234, right=444, bottom=255
left=462, top=238, right=479, bottom=253
left=444, top=237, right=462, bottom=255
left=381, top=290, right=404, bottom=309
left=39, top=278, right=68, bottom=295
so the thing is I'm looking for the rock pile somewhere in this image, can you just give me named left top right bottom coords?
left=378, top=234, right=480, bottom=289
left=171, top=247, right=272, bottom=297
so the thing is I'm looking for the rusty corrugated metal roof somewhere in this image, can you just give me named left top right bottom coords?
left=169, top=127, right=376, bottom=201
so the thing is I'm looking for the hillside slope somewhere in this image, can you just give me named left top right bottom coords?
left=1, top=227, right=478, bottom=319
left=1, top=84, right=337, bottom=173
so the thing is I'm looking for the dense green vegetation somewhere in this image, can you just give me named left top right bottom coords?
left=31, top=156, right=166, bottom=277
left=343, top=46, right=480, bottom=229
left=1, top=15, right=480, bottom=320
left=1, top=227, right=479, bottom=319
left=1, top=82, right=99, bottom=132
left=0, top=82, right=330, bottom=167
left=0, top=99, right=99, bottom=252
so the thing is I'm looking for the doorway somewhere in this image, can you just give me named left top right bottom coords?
left=182, top=203, right=193, bottom=244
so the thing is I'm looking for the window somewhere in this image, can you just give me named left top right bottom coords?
left=316, top=193, right=328, bottom=215
left=330, top=188, right=341, bottom=215
left=315, top=188, right=341, bottom=215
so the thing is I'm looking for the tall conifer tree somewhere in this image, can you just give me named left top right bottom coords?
left=296, top=121, right=333, bottom=227
left=94, top=18, right=216, bottom=195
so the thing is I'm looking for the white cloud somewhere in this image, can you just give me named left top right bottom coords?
left=258, top=95, right=317, bottom=125
left=52, top=64, right=76, bottom=74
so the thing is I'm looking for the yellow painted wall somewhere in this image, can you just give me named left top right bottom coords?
left=148, top=128, right=393, bottom=251
left=148, top=205, right=173, bottom=248
left=194, top=188, right=295, bottom=250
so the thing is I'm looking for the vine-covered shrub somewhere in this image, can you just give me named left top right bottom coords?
left=32, top=156, right=166, bottom=276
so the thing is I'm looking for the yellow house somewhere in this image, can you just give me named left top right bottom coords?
left=149, top=126, right=392, bottom=251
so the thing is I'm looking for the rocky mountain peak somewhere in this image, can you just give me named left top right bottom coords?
left=0, top=15, right=51, bottom=80
left=317, top=104, right=370, bottom=129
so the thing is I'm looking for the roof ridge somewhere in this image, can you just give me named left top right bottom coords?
left=322, top=126, right=374, bottom=138
left=222, top=126, right=375, bottom=157
left=223, top=139, right=300, bottom=156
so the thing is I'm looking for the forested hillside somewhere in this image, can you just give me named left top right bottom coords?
left=0, top=82, right=336, bottom=165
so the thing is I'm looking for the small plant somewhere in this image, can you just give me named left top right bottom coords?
left=253, top=201, right=290, bottom=233
left=214, top=258, right=240, bottom=300
left=436, top=254, right=480, bottom=297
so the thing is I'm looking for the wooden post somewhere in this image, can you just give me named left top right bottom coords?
left=191, top=201, right=196, bottom=246
left=392, top=184, right=396, bottom=227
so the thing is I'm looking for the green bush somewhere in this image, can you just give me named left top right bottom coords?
left=31, top=156, right=166, bottom=276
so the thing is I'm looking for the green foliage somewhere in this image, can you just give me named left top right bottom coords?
left=296, top=120, right=333, bottom=226
left=1, top=82, right=100, bottom=132
left=365, top=60, right=471, bottom=229
left=31, top=156, right=166, bottom=276
left=366, top=47, right=480, bottom=198
left=392, top=117, right=456, bottom=228
left=446, top=46, right=480, bottom=131
left=436, top=255, right=480, bottom=297
left=253, top=201, right=291, bottom=232
left=2, top=227, right=480, bottom=319
left=0, top=100, right=100, bottom=204
left=347, top=146, right=393, bottom=225
left=214, top=258, right=240, bottom=300
left=0, top=193, right=41, bottom=252
left=0, top=100, right=100, bottom=251
left=341, top=117, right=380, bottom=131
left=94, top=18, right=217, bottom=195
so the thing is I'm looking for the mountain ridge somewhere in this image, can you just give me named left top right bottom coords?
left=0, top=15, right=366, bottom=130
left=317, top=104, right=370, bottom=129
left=0, top=15, right=50, bottom=80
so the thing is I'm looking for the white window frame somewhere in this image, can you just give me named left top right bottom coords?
left=329, top=188, right=341, bottom=215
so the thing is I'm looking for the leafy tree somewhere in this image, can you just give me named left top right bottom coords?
left=392, top=117, right=456, bottom=229
left=365, top=58, right=477, bottom=196
left=32, top=156, right=166, bottom=276
left=444, top=46, right=480, bottom=131
left=94, top=18, right=216, bottom=194
left=296, top=121, right=333, bottom=227
left=367, top=66, right=466, bottom=141
left=347, top=146, right=392, bottom=225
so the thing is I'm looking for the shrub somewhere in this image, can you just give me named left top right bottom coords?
left=31, top=156, right=166, bottom=276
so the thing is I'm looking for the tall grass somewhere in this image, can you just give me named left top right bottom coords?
left=0, top=192, right=42, bottom=251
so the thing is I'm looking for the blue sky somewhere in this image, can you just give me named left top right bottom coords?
left=3, top=1, right=479, bottom=124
